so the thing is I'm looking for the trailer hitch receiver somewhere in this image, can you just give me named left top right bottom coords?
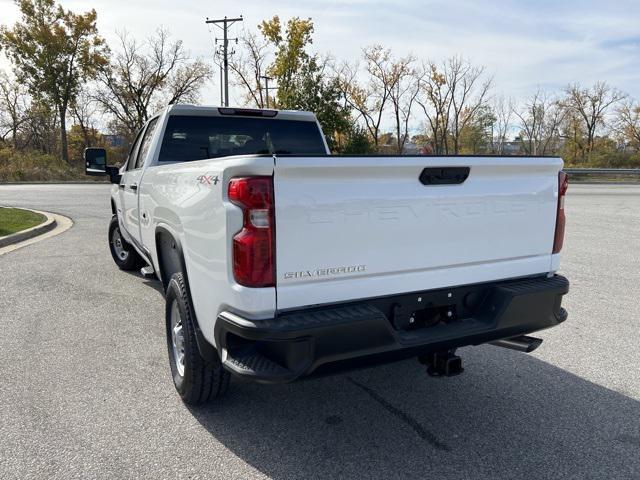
left=419, top=350, right=464, bottom=377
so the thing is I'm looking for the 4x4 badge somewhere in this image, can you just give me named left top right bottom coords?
left=197, top=174, right=219, bottom=186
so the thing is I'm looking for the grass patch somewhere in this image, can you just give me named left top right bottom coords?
left=0, top=208, right=46, bottom=236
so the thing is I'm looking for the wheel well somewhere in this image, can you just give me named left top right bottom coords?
left=111, top=198, right=116, bottom=215
left=155, top=230, right=183, bottom=290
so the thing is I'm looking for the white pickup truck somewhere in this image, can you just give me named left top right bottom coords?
left=86, top=104, right=569, bottom=405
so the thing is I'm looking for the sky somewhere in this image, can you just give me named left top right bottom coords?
left=1, top=0, right=640, bottom=107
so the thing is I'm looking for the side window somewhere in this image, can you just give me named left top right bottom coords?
left=135, top=117, right=159, bottom=169
left=126, top=127, right=146, bottom=171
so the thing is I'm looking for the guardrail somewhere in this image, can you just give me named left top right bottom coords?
left=564, top=168, right=640, bottom=183
left=564, top=168, right=640, bottom=176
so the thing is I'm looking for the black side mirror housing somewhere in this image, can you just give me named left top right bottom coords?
left=85, top=148, right=107, bottom=175
left=84, top=148, right=121, bottom=184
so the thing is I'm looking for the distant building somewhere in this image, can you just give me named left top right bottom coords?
left=403, top=141, right=423, bottom=154
left=103, top=134, right=126, bottom=148
left=501, top=141, right=523, bottom=155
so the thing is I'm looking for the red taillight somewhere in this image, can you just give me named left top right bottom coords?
left=228, top=177, right=275, bottom=287
left=553, top=171, right=569, bottom=254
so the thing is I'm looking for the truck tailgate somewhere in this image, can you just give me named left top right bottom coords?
left=273, top=155, right=562, bottom=310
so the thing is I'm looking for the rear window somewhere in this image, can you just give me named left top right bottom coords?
left=158, top=115, right=326, bottom=162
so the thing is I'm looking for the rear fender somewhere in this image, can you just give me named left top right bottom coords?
left=155, top=225, right=217, bottom=362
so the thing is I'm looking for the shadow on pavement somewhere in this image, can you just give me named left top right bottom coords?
left=141, top=277, right=164, bottom=295
left=189, top=347, right=640, bottom=479
left=127, top=269, right=164, bottom=295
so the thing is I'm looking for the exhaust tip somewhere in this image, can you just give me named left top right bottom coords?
left=490, top=335, right=543, bottom=353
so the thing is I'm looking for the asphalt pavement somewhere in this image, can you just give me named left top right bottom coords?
left=0, top=183, right=638, bottom=480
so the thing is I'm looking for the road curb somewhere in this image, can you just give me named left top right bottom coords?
left=0, top=208, right=58, bottom=248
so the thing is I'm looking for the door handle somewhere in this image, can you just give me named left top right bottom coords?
left=118, top=184, right=124, bottom=190
left=420, top=167, right=470, bottom=185
left=129, top=183, right=138, bottom=191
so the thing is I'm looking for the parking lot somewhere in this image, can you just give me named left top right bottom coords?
left=0, top=183, right=638, bottom=479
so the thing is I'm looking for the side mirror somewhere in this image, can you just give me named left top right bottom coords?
left=85, top=147, right=121, bottom=184
left=85, top=148, right=107, bottom=175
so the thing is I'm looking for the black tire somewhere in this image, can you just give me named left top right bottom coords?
left=165, top=272, right=229, bottom=404
left=108, top=215, right=145, bottom=271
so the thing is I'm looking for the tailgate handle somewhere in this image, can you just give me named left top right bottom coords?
left=420, top=167, right=470, bottom=185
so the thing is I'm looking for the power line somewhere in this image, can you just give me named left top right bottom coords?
left=205, top=15, right=243, bottom=107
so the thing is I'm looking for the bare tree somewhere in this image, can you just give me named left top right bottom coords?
left=22, top=100, right=59, bottom=154
left=491, top=95, right=514, bottom=154
left=447, top=56, right=492, bottom=154
left=416, top=61, right=451, bottom=154
left=338, top=46, right=400, bottom=150
left=96, top=29, right=211, bottom=136
left=416, top=56, right=492, bottom=154
left=229, top=31, right=271, bottom=108
left=616, top=100, right=640, bottom=150
left=70, top=86, right=100, bottom=149
left=165, top=61, right=213, bottom=105
left=0, top=70, right=29, bottom=148
left=513, top=89, right=565, bottom=155
left=388, top=55, right=419, bottom=154
left=563, top=82, right=625, bottom=157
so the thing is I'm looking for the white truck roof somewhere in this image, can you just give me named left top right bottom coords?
left=162, top=104, right=319, bottom=122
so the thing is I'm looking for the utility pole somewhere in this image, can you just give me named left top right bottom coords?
left=206, top=15, right=243, bottom=106
left=260, top=75, right=276, bottom=108
left=219, top=63, right=224, bottom=106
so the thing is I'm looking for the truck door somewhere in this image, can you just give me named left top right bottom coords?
left=120, top=117, right=159, bottom=244
left=118, top=128, right=144, bottom=243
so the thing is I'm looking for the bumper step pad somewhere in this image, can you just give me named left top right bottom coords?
left=225, top=346, right=290, bottom=377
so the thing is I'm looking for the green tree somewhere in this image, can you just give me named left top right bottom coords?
left=0, top=0, right=108, bottom=163
left=234, top=16, right=352, bottom=151
left=458, top=105, right=495, bottom=154
left=278, top=58, right=351, bottom=151
left=260, top=16, right=314, bottom=104
left=340, top=125, right=376, bottom=154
